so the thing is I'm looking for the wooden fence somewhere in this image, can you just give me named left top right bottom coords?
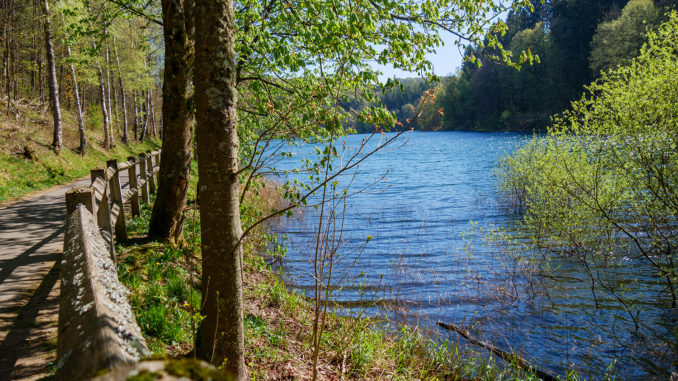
left=66, top=149, right=161, bottom=259
left=57, top=149, right=161, bottom=380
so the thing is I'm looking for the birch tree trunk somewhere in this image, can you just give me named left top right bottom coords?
left=148, top=0, right=193, bottom=244
left=66, top=44, right=86, bottom=155
left=5, top=0, right=12, bottom=115
left=143, top=88, right=151, bottom=137
left=113, top=37, right=128, bottom=143
left=132, top=90, right=138, bottom=140
left=42, top=0, right=61, bottom=154
left=195, top=0, right=245, bottom=377
left=96, top=57, right=110, bottom=149
left=87, top=4, right=110, bottom=149
left=109, top=44, right=118, bottom=132
left=139, top=90, right=147, bottom=140
left=104, top=32, right=113, bottom=137
left=148, top=88, right=156, bottom=137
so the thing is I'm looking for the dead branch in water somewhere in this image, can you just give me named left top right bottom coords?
left=437, top=321, right=557, bottom=381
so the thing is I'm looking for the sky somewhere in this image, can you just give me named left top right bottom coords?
left=372, top=31, right=466, bottom=80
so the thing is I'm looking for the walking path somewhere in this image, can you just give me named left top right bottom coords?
left=0, top=173, right=131, bottom=380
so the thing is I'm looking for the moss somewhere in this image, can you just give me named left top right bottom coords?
left=126, top=369, right=162, bottom=381
left=164, top=359, right=225, bottom=380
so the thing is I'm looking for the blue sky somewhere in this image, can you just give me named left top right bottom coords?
left=373, top=32, right=466, bottom=80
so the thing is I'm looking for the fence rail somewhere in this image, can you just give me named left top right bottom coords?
left=57, top=149, right=161, bottom=380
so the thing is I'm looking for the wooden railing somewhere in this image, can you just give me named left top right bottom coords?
left=57, top=149, right=161, bottom=380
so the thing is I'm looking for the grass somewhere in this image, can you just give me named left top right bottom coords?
left=0, top=102, right=159, bottom=203
left=116, top=178, right=569, bottom=380
left=117, top=199, right=200, bottom=355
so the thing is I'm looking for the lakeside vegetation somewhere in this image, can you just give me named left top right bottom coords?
left=492, top=10, right=678, bottom=374
left=117, top=179, right=565, bottom=380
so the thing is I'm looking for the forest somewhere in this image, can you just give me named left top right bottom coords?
left=354, top=0, right=677, bottom=133
left=0, top=0, right=161, bottom=154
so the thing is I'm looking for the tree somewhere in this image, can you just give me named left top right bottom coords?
left=194, top=0, right=244, bottom=376
left=187, top=0, right=537, bottom=377
left=112, top=36, right=129, bottom=144
left=42, top=0, right=61, bottom=154
left=589, top=0, right=662, bottom=74
left=65, top=43, right=86, bottom=155
left=147, top=0, right=193, bottom=245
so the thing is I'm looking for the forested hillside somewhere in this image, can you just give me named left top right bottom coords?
left=367, top=0, right=675, bottom=133
left=0, top=0, right=162, bottom=201
left=0, top=0, right=160, bottom=154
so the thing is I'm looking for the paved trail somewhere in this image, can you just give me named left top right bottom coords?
left=0, top=174, right=129, bottom=380
left=0, top=179, right=90, bottom=380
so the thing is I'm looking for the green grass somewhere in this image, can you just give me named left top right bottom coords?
left=117, top=201, right=201, bottom=356
left=0, top=140, right=159, bottom=203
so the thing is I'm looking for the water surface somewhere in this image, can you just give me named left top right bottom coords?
left=270, top=131, right=675, bottom=379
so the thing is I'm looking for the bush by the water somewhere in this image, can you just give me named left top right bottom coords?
left=497, top=12, right=678, bottom=309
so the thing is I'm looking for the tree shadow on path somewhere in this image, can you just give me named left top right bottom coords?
left=0, top=261, right=59, bottom=380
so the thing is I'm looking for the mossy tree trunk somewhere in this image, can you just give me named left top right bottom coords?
left=194, top=0, right=245, bottom=378
left=148, top=0, right=193, bottom=245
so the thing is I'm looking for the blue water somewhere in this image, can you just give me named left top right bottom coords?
left=269, top=131, right=675, bottom=379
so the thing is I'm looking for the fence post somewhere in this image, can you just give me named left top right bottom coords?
left=65, top=187, right=95, bottom=216
left=138, top=153, right=150, bottom=205
left=90, top=169, right=111, bottom=232
left=127, top=156, right=141, bottom=217
left=107, top=159, right=127, bottom=242
left=146, top=150, right=156, bottom=194
left=92, top=168, right=115, bottom=261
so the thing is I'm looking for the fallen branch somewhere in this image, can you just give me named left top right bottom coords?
left=437, top=321, right=557, bottom=381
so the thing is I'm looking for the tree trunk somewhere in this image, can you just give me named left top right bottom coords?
left=96, top=59, right=110, bottom=149
left=31, top=0, right=37, bottom=96
left=104, top=33, right=114, bottom=137
left=11, top=32, right=16, bottom=104
left=42, top=0, right=61, bottom=154
left=109, top=44, right=118, bottom=133
left=141, top=90, right=148, bottom=140
left=113, top=37, right=129, bottom=144
left=66, top=45, right=86, bottom=155
left=4, top=0, right=12, bottom=115
left=132, top=90, right=138, bottom=140
left=88, top=4, right=110, bottom=149
left=194, top=0, right=245, bottom=378
left=148, top=88, right=156, bottom=137
left=149, top=0, right=193, bottom=245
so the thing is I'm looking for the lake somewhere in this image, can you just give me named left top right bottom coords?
left=269, top=130, right=675, bottom=379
